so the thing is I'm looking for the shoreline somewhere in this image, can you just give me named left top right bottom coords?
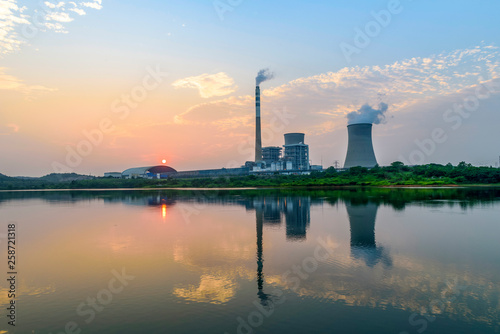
left=2, top=184, right=500, bottom=192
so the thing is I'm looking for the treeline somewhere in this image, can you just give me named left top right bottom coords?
left=289, top=161, right=500, bottom=187
left=1, top=162, right=500, bottom=190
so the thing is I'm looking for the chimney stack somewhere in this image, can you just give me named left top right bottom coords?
left=255, top=86, right=262, bottom=162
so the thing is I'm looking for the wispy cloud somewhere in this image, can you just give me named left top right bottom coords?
left=172, top=72, right=238, bottom=98
left=0, top=0, right=30, bottom=54
left=175, top=45, right=500, bottom=134
left=0, top=0, right=103, bottom=54
left=0, top=123, right=19, bottom=135
left=0, top=67, right=57, bottom=95
left=81, top=0, right=102, bottom=10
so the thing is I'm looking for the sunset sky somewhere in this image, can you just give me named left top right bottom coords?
left=1, top=0, right=500, bottom=176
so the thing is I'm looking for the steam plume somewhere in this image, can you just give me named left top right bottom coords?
left=347, top=103, right=389, bottom=125
left=256, top=69, right=274, bottom=86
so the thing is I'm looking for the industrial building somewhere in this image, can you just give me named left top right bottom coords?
left=250, top=133, right=312, bottom=173
left=262, top=146, right=282, bottom=165
left=102, top=74, right=390, bottom=180
left=122, top=165, right=177, bottom=179
left=111, top=165, right=249, bottom=179
left=343, top=123, right=378, bottom=168
left=250, top=77, right=318, bottom=173
left=283, top=133, right=310, bottom=170
left=171, top=167, right=249, bottom=178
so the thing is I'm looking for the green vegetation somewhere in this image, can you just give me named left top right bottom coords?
left=1, top=162, right=500, bottom=190
left=285, top=161, right=500, bottom=187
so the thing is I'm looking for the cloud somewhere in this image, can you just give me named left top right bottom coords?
left=43, top=1, right=65, bottom=9
left=0, top=67, right=57, bottom=95
left=0, top=0, right=103, bottom=54
left=81, top=0, right=102, bottom=10
left=172, top=72, right=238, bottom=98
left=175, top=45, right=500, bottom=135
left=0, top=0, right=30, bottom=54
left=45, top=11, right=74, bottom=23
left=0, top=123, right=19, bottom=136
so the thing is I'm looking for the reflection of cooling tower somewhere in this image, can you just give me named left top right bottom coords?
left=346, top=203, right=378, bottom=247
left=344, top=123, right=378, bottom=168
left=346, top=202, right=392, bottom=268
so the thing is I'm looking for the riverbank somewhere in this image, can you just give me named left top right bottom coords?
left=1, top=163, right=499, bottom=190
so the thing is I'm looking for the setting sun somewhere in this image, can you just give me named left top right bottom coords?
left=162, top=159, right=167, bottom=164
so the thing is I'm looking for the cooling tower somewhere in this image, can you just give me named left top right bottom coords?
left=344, top=123, right=378, bottom=168
left=255, top=86, right=262, bottom=162
left=284, top=133, right=305, bottom=145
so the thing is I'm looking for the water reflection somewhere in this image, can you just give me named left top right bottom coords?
left=346, top=203, right=392, bottom=267
left=1, top=188, right=500, bottom=333
left=255, top=206, right=272, bottom=306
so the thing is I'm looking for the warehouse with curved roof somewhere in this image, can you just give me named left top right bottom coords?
left=122, top=165, right=177, bottom=179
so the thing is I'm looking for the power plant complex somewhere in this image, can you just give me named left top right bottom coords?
left=106, top=73, right=380, bottom=179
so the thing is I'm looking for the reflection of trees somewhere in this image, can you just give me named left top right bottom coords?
left=3, top=187, right=500, bottom=211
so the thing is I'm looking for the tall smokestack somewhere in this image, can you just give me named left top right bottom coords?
left=255, top=86, right=262, bottom=162
left=344, top=123, right=378, bottom=168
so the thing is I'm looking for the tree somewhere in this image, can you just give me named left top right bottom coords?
left=324, top=166, right=337, bottom=177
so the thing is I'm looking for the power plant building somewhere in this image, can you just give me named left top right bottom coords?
left=343, top=123, right=378, bottom=168
left=122, top=165, right=177, bottom=179
left=283, top=133, right=310, bottom=170
left=262, top=146, right=282, bottom=165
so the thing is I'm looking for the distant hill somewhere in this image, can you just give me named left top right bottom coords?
left=0, top=172, right=95, bottom=190
left=0, top=173, right=11, bottom=180
left=39, top=173, right=94, bottom=182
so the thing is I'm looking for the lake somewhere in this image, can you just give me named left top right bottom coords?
left=0, top=188, right=499, bottom=334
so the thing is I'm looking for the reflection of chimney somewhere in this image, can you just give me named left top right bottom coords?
left=256, top=205, right=273, bottom=306
left=255, top=86, right=262, bottom=162
left=344, top=123, right=378, bottom=168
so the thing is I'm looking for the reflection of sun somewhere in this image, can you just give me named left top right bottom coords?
left=162, top=204, right=167, bottom=219
left=162, top=159, right=167, bottom=164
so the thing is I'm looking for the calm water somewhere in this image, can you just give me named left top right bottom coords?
left=1, top=188, right=499, bottom=334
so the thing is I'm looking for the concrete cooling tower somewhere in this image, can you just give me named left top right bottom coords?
left=344, top=123, right=378, bottom=168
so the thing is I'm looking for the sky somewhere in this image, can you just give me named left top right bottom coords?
left=1, top=0, right=500, bottom=176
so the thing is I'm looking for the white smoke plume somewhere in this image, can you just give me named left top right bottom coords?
left=256, top=69, right=274, bottom=86
left=347, top=103, right=389, bottom=125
